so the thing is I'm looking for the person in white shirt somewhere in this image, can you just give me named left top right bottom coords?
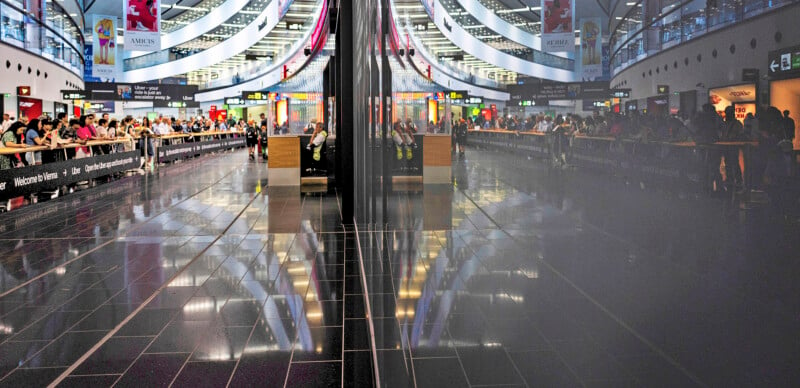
left=1, top=114, right=12, bottom=133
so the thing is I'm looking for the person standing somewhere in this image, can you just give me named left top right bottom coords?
left=455, top=118, right=468, bottom=158
left=246, top=121, right=259, bottom=160
left=1, top=114, right=12, bottom=133
left=721, top=106, right=744, bottom=186
left=782, top=110, right=795, bottom=143
left=258, top=123, right=269, bottom=161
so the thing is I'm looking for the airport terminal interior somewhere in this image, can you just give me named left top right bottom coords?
left=1, top=0, right=800, bottom=386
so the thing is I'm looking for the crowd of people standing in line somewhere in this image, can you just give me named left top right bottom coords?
left=463, top=104, right=796, bottom=190
left=0, top=112, right=271, bottom=171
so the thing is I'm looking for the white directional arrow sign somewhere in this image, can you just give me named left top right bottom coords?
left=770, top=60, right=779, bottom=73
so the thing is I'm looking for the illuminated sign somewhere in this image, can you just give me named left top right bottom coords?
left=242, top=91, right=269, bottom=101
left=610, top=89, right=631, bottom=98
left=225, top=97, right=245, bottom=105
left=657, top=85, right=669, bottom=94
left=768, top=44, right=800, bottom=78
left=61, top=90, right=88, bottom=100
left=448, top=90, right=468, bottom=100
left=17, top=86, right=31, bottom=96
left=465, top=97, right=483, bottom=105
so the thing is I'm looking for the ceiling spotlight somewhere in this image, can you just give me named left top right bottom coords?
left=304, top=47, right=311, bottom=56
left=409, top=48, right=415, bottom=57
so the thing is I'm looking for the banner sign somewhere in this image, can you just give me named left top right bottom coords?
left=0, top=152, right=140, bottom=199
left=579, top=18, right=602, bottom=81
left=158, top=138, right=246, bottom=164
left=124, top=0, right=161, bottom=51
left=86, top=82, right=198, bottom=104
left=508, top=82, right=609, bottom=101
left=92, top=15, right=117, bottom=78
left=541, top=0, right=574, bottom=52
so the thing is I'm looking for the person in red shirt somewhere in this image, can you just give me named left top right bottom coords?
left=76, top=115, right=94, bottom=158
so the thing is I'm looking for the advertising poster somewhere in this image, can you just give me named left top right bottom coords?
left=709, top=84, right=756, bottom=122
left=124, top=0, right=161, bottom=51
left=92, top=15, right=117, bottom=78
left=541, top=0, right=574, bottom=52
left=580, top=18, right=602, bottom=81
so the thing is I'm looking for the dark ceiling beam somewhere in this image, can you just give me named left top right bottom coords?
left=595, top=0, right=610, bottom=17
left=84, top=0, right=97, bottom=13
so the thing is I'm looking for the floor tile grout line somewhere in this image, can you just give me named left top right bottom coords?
left=160, top=205, right=276, bottom=388
left=457, top=186, right=708, bottom=388
left=166, top=255, right=257, bottom=387
left=339, top=225, right=348, bottom=388
left=113, top=229, right=269, bottom=387
left=0, top=155, right=243, bottom=301
left=477, top=149, right=790, bottom=321
left=502, top=347, right=530, bottom=388
left=0, top=264, right=167, bottom=382
left=353, top=227, right=388, bottom=388
left=46, top=168, right=263, bottom=388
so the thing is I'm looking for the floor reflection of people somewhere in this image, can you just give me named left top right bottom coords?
left=453, top=157, right=468, bottom=190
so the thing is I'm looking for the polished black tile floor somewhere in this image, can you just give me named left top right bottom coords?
left=1, top=148, right=799, bottom=387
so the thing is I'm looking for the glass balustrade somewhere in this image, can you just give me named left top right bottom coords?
left=1, top=0, right=83, bottom=75
left=610, top=0, right=797, bottom=76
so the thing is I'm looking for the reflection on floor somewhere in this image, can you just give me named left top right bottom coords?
left=364, top=149, right=800, bottom=387
left=0, top=148, right=798, bottom=387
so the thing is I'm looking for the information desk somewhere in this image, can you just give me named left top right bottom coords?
left=423, top=135, right=451, bottom=184
left=467, top=129, right=763, bottom=193
left=268, top=136, right=301, bottom=186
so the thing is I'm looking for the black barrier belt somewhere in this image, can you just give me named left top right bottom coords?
left=470, top=132, right=712, bottom=190
left=0, top=151, right=141, bottom=199
left=158, top=138, right=246, bottom=164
